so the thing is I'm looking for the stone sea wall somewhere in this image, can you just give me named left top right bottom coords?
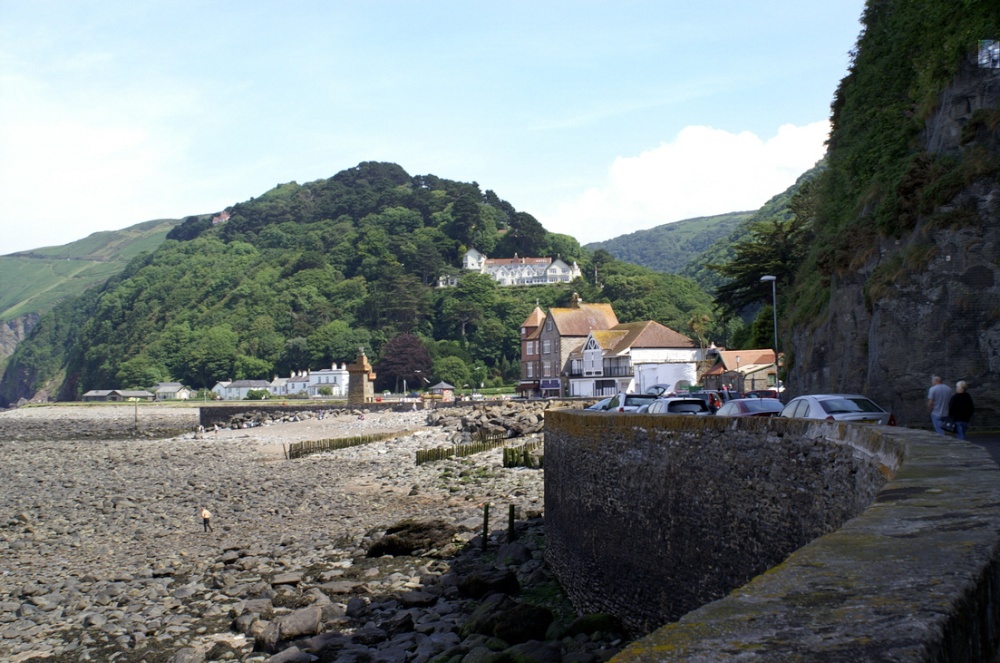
left=545, top=412, right=1000, bottom=660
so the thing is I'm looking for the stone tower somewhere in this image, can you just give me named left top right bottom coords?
left=347, top=348, right=377, bottom=406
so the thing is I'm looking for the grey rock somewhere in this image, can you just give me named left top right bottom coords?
left=278, top=605, right=323, bottom=640
left=168, top=648, right=206, bottom=663
left=266, top=646, right=318, bottom=663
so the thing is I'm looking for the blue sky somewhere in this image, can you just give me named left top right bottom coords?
left=0, top=1, right=866, bottom=255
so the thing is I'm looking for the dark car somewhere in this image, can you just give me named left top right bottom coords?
left=686, top=389, right=742, bottom=413
left=715, top=398, right=784, bottom=417
left=744, top=389, right=780, bottom=399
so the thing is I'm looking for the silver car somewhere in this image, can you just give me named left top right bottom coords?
left=607, top=392, right=659, bottom=413
left=642, top=398, right=711, bottom=415
left=778, top=394, right=895, bottom=425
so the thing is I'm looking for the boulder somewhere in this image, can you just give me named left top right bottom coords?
left=366, top=518, right=458, bottom=557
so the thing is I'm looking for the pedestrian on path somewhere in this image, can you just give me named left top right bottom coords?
left=948, top=381, right=975, bottom=441
left=201, top=507, right=213, bottom=532
left=927, top=375, right=953, bottom=435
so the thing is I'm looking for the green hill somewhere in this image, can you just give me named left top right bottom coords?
left=0, top=218, right=185, bottom=321
left=585, top=212, right=753, bottom=275
left=0, top=162, right=717, bottom=405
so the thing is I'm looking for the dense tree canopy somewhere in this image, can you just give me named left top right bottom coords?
left=0, top=161, right=718, bottom=402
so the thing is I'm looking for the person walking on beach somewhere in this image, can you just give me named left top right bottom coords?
left=200, top=507, right=213, bottom=532
left=948, top=381, right=975, bottom=441
left=927, top=375, right=953, bottom=435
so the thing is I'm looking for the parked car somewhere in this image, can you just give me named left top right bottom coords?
left=584, top=397, right=613, bottom=411
left=778, top=394, right=896, bottom=425
left=607, top=392, right=659, bottom=413
left=686, top=389, right=742, bottom=413
left=744, top=389, right=780, bottom=399
left=715, top=398, right=784, bottom=417
left=644, top=384, right=674, bottom=397
left=643, top=398, right=712, bottom=415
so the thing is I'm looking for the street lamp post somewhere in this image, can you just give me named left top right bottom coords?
left=760, top=275, right=779, bottom=387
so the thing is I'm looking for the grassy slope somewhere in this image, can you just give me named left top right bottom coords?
left=584, top=212, right=754, bottom=274
left=0, top=219, right=183, bottom=320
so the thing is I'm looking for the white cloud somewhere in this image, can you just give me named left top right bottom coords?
left=539, top=121, right=830, bottom=243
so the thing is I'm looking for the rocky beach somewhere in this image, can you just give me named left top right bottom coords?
left=0, top=404, right=626, bottom=663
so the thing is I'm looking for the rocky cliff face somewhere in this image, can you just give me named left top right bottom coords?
left=788, top=59, right=1000, bottom=429
left=0, top=313, right=40, bottom=368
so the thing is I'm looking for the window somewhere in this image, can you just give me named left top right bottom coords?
left=546, top=319, right=553, bottom=331
left=542, top=361, right=551, bottom=377
left=542, top=339, right=552, bottom=354
left=526, top=362, right=535, bottom=378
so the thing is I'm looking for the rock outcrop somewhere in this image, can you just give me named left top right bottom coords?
left=788, top=57, right=1000, bottom=428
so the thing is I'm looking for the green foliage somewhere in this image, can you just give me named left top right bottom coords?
left=433, top=355, right=471, bottom=387
left=244, top=389, right=271, bottom=400
left=0, top=161, right=721, bottom=403
left=0, top=218, right=182, bottom=321
left=588, top=212, right=752, bottom=276
left=791, top=0, right=1000, bottom=322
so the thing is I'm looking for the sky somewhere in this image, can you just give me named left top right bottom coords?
left=0, top=1, right=867, bottom=255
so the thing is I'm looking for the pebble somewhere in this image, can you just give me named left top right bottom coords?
left=0, top=406, right=625, bottom=662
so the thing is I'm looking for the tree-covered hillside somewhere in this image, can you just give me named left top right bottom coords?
left=0, top=218, right=184, bottom=322
left=584, top=212, right=753, bottom=275
left=0, top=162, right=717, bottom=404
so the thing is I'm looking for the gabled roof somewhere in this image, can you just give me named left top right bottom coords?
left=429, top=381, right=455, bottom=391
left=702, top=349, right=777, bottom=376
left=570, top=320, right=696, bottom=358
left=717, top=349, right=776, bottom=370
left=613, top=320, right=697, bottom=351
left=548, top=302, right=619, bottom=337
left=521, top=306, right=546, bottom=329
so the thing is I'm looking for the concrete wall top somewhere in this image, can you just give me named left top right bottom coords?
left=589, top=417, right=1000, bottom=661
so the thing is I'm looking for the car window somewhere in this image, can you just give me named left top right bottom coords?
left=745, top=399, right=782, bottom=413
left=845, top=397, right=883, bottom=412
left=608, top=395, right=620, bottom=409
left=668, top=402, right=706, bottom=414
left=625, top=395, right=657, bottom=407
left=782, top=399, right=804, bottom=418
left=818, top=398, right=868, bottom=414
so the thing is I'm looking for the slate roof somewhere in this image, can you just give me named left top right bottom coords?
left=227, top=380, right=272, bottom=389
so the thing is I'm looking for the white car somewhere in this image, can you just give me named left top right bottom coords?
left=778, top=394, right=896, bottom=425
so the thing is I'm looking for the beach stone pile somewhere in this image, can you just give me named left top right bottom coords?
left=426, top=401, right=579, bottom=442
left=0, top=406, right=627, bottom=662
left=222, top=408, right=360, bottom=430
left=0, top=405, right=199, bottom=440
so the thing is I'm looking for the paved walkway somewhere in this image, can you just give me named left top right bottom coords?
left=964, top=430, right=1000, bottom=466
